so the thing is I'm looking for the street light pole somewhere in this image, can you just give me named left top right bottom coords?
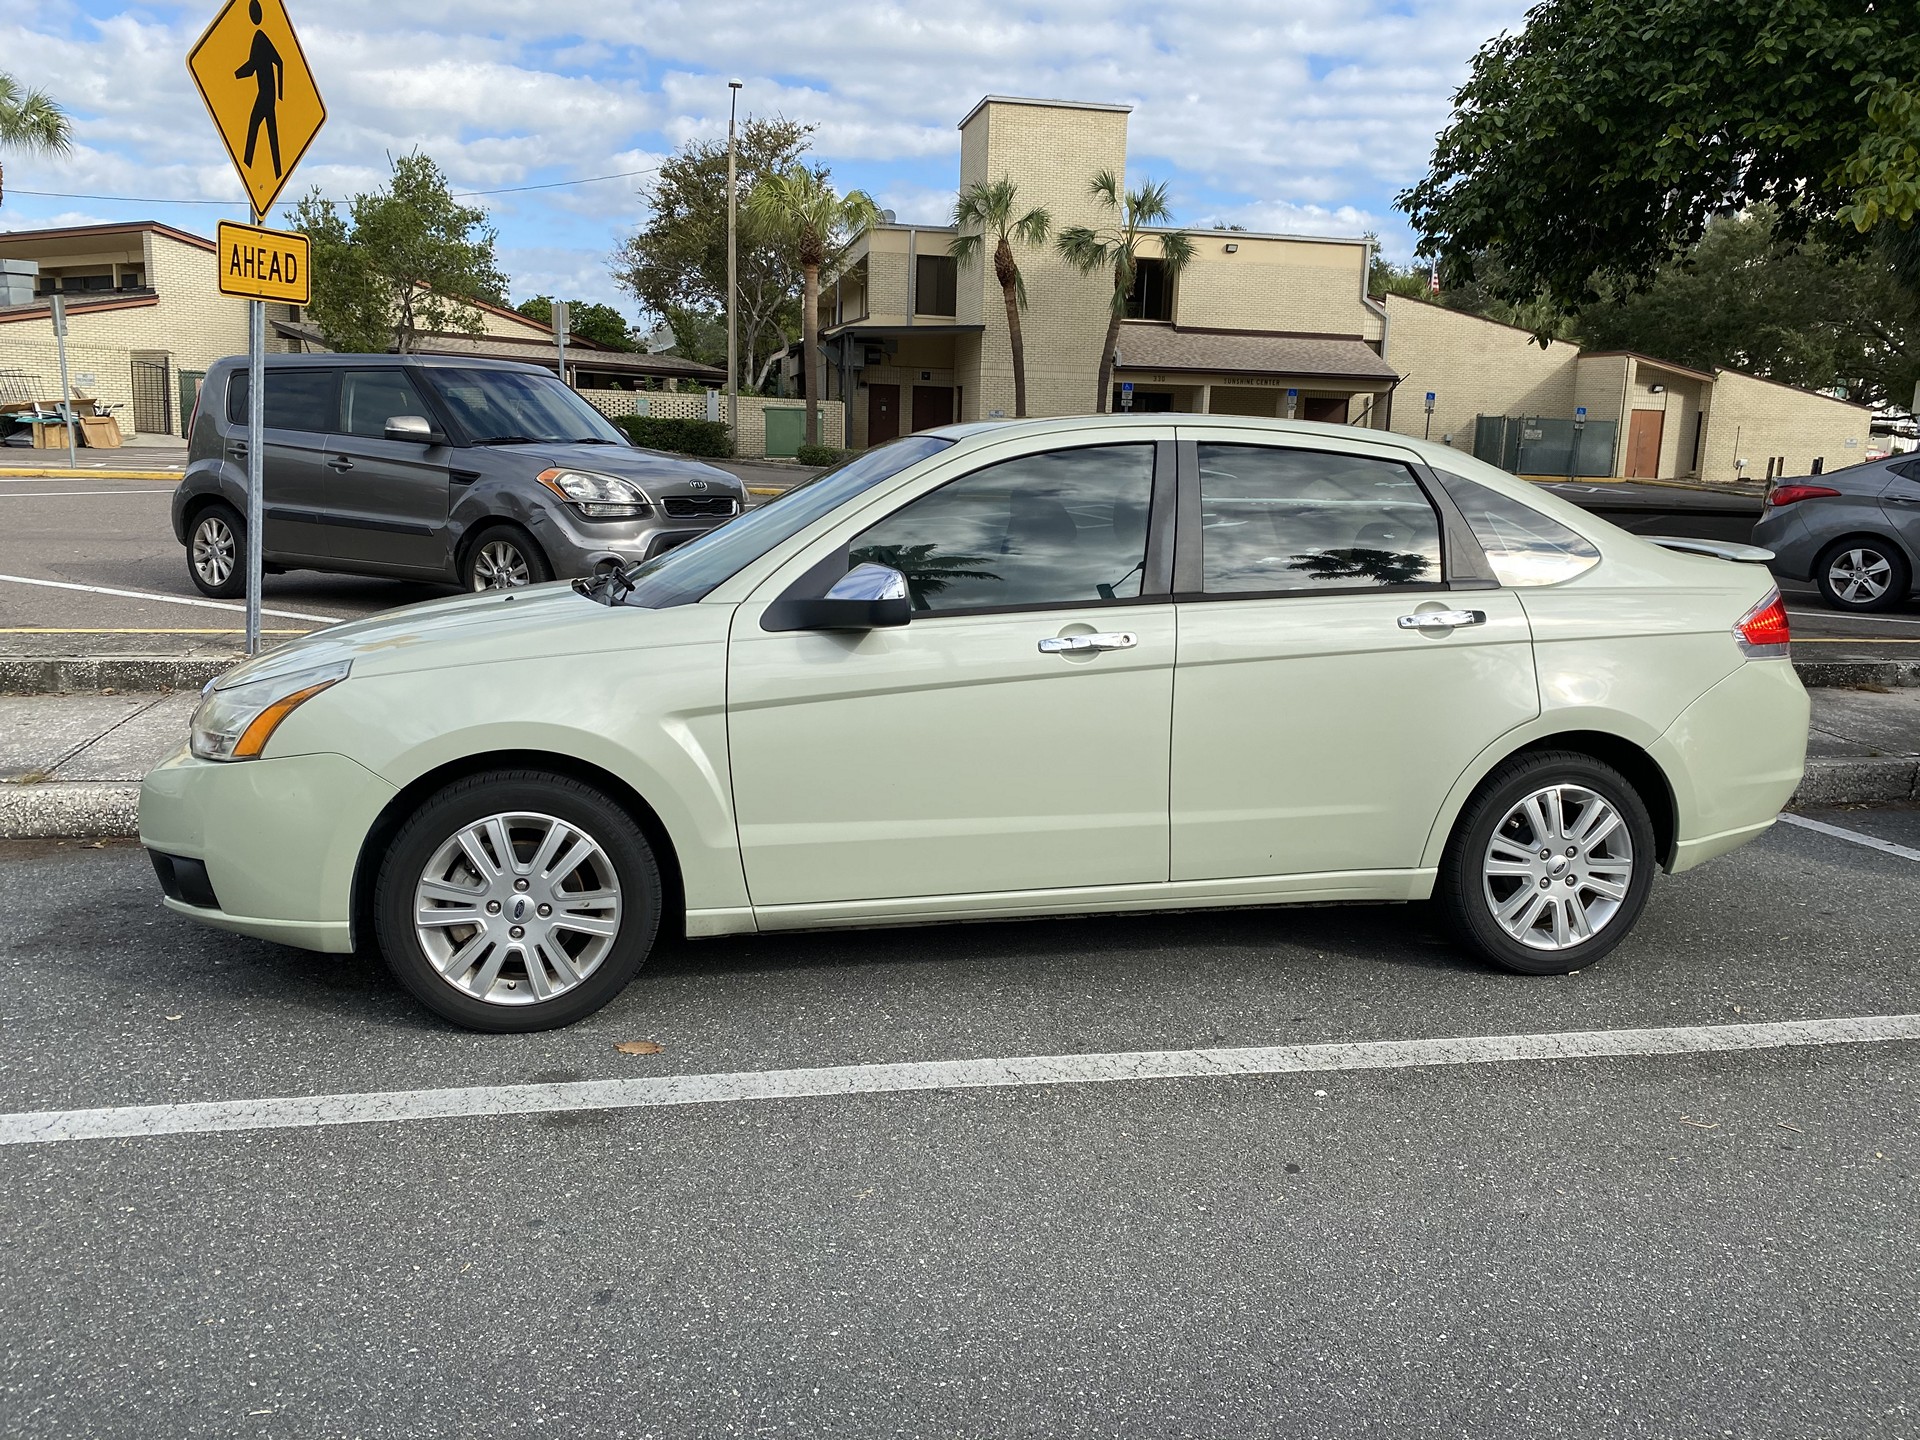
left=727, top=79, right=743, bottom=449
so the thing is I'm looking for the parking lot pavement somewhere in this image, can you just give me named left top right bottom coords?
left=2, top=815, right=1916, bottom=1436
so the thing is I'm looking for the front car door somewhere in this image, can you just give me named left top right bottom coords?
left=225, top=366, right=337, bottom=560
left=321, top=367, right=453, bottom=574
left=1170, top=430, right=1539, bottom=885
left=726, top=436, right=1177, bottom=914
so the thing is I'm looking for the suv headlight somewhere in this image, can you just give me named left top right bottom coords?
left=189, top=661, right=350, bottom=762
left=537, top=468, right=653, bottom=518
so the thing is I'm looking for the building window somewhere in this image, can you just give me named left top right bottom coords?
left=1125, top=258, right=1174, bottom=321
left=915, top=254, right=957, bottom=317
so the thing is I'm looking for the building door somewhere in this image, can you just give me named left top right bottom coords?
left=910, top=384, right=954, bottom=433
left=1302, top=396, right=1347, bottom=423
left=867, top=383, right=900, bottom=445
left=1626, top=409, right=1665, bottom=477
left=130, top=356, right=172, bottom=436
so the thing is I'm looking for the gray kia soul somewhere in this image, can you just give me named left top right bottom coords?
left=174, top=354, right=744, bottom=596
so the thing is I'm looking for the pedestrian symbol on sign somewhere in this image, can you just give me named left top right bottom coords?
left=235, top=2, right=285, bottom=177
left=187, top=0, right=326, bottom=216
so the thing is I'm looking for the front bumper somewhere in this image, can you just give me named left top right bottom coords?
left=526, top=504, right=734, bottom=577
left=138, top=745, right=399, bottom=954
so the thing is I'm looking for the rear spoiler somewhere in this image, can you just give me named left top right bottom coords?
left=1642, top=536, right=1775, bottom=564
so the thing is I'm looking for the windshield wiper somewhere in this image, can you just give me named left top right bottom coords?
left=572, top=563, right=636, bottom=606
left=470, top=434, right=547, bottom=446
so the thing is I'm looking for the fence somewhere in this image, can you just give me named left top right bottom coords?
left=579, top=389, right=844, bottom=459
left=1474, top=414, right=1617, bottom=478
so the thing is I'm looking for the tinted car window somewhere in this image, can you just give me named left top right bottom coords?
left=1196, top=444, right=1442, bottom=594
left=848, top=444, right=1155, bottom=613
left=1440, top=473, right=1600, bottom=586
left=1888, top=457, right=1920, bottom=483
left=424, top=367, right=625, bottom=444
left=226, top=370, right=338, bottom=432
left=339, top=369, right=432, bottom=439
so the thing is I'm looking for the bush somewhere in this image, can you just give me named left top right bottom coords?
left=794, top=443, right=852, bottom=467
left=612, top=416, right=733, bottom=458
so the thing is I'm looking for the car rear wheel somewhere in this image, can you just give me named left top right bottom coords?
left=462, top=524, right=552, bottom=591
left=1814, top=539, right=1910, bottom=613
left=1436, top=751, right=1656, bottom=976
left=186, top=502, right=247, bottom=599
left=373, top=771, right=664, bottom=1031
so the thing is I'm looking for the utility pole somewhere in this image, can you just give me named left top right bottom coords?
left=552, top=299, right=570, bottom=388
left=727, top=78, right=743, bottom=447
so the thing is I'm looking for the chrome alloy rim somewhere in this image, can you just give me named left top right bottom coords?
left=192, top=516, right=237, bottom=586
left=1482, top=784, right=1634, bottom=951
left=1827, top=548, right=1893, bottom=605
left=471, top=539, right=531, bottom=590
left=413, top=812, right=623, bottom=1006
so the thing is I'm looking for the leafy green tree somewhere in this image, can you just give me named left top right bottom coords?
left=514, top=295, right=634, bottom=350
left=1399, top=0, right=1920, bottom=316
left=290, top=153, right=507, bottom=354
left=1057, top=172, right=1195, bottom=412
left=612, top=117, right=814, bottom=395
left=747, top=167, right=881, bottom=446
left=0, top=73, right=72, bottom=209
left=950, top=178, right=1052, bottom=417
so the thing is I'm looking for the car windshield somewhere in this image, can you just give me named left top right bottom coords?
left=616, top=436, right=956, bottom=609
left=423, top=367, right=628, bottom=445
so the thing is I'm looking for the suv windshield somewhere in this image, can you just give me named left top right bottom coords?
left=423, top=367, right=628, bottom=445
left=616, top=436, right=956, bottom=609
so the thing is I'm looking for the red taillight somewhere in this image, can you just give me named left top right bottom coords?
left=1766, top=484, right=1839, bottom=507
left=1734, top=588, right=1791, bottom=657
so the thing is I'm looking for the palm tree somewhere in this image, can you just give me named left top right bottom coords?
left=747, top=167, right=881, bottom=447
left=0, top=74, right=73, bottom=208
left=1056, top=171, right=1195, bottom=412
left=949, top=178, right=1052, bottom=418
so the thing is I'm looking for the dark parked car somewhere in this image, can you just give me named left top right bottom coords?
left=1752, top=453, right=1920, bottom=612
left=174, top=355, right=744, bottom=597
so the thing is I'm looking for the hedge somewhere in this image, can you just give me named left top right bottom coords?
left=613, top=416, right=733, bottom=458
left=794, top=443, right=852, bottom=467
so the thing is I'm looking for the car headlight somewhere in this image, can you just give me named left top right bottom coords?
left=537, top=468, right=652, bottom=518
left=189, top=661, right=350, bottom=762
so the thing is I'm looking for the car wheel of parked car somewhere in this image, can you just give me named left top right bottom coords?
left=373, top=770, right=664, bottom=1032
left=1436, top=751, right=1656, bottom=977
left=1814, top=538, right=1910, bottom=613
left=462, top=525, right=552, bottom=591
left=186, top=502, right=247, bottom=599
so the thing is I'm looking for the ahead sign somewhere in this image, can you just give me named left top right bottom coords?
left=188, top=0, right=327, bottom=217
left=217, top=220, right=310, bottom=303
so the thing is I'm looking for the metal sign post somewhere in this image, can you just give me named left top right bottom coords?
left=1423, top=390, right=1436, bottom=441
left=1571, top=405, right=1587, bottom=485
left=552, top=300, right=570, bottom=387
left=1120, top=380, right=1134, bottom=412
left=1285, top=387, right=1298, bottom=420
left=246, top=251, right=266, bottom=656
left=49, top=295, right=78, bottom=469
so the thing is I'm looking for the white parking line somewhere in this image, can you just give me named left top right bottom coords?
left=3, top=1013, right=1915, bottom=1147
left=1779, top=814, right=1920, bottom=862
left=1786, top=608, right=1920, bottom=627
left=0, top=489, right=172, bottom=498
left=0, top=573, right=341, bottom=623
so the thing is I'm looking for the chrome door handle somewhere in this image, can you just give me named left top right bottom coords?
left=1397, top=609, right=1487, bottom=630
left=1038, top=631, right=1138, bottom=654
left=327, top=456, right=355, bottom=471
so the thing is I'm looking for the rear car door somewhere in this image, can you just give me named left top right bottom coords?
left=1880, top=459, right=1920, bottom=566
left=1170, top=431, right=1539, bottom=882
left=225, top=367, right=336, bottom=560
left=320, top=368, right=453, bottom=574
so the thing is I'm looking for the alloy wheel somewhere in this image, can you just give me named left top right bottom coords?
left=1481, top=784, right=1635, bottom=951
left=193, top=516, right=236, bottom=587
left=412, top=811, right=623, bottom=1006
left=1826, top=548, right=1893, bottom=606
left=471, top=539, right=531, bottom=590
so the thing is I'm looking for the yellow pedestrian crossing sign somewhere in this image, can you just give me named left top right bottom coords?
left=187, top=0, right=326, bottom=217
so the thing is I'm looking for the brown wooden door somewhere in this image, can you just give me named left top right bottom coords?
left=1302, top=396, right=1347, bottom=423
left=910, top=384, right=954, bottom=432
left=867, top=383, right=900, bottom=445
left=1626, top=409, right=1665, bottom=477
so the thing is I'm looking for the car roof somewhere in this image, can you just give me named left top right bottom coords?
left=210, top=352, right=548, bottom=375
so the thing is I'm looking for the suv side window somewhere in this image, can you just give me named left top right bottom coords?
left=848, top=444, right=1156, bottom=613
left=226, top=370, right=338, bottom=433
left=1195, top=443, right=1443, bottom=594
left=339, top=369, right=431, bottom=439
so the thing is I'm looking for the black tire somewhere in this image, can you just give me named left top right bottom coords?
left=373, top=770, right=664, bottom=1032
left=1813, top=537, right=1911, bottom=614
left=1436, top=750, right=1657, bottom=976
left=461, top=523, right=552, bottom=591
left=186, top=501, right=247, bottom=599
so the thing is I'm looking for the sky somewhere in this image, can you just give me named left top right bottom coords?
left=2, top=0, right=1530, bottom=327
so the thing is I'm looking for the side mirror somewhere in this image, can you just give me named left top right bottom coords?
left=761, top=563, right=911, bottom=632
left=383, top=414, right=446, bottom=445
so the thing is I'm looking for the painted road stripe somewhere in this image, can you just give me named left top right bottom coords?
left=2, top=1014, right=1915, bottom=1147
left=0, top=488, right=174, bottom=498
left=0, top=627, right=311, bottom=635
left=1779, top=813, right=1920, bottom=863
left=1788, top=609, right=1920, bottom=628
left=0, top=573, right=341, bottom=623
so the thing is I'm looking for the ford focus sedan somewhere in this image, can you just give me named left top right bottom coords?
left=140, top=416, right=1809, bottom=1031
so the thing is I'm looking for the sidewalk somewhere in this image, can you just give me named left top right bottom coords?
left=0, top=437, right=188, bottom=481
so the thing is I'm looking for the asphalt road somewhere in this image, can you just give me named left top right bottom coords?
left=3, top=810, right=1917, bottom=1437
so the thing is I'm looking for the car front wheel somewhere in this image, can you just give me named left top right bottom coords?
left=187, top=502, right=247, bottom=599
left=373, top=771, right=664, bottom=1031
left=1814, top=539, right=1910, bottom=613
left=1436, top=751, right=1656, bottom=976
left=462, top=524, right=552, bottom=591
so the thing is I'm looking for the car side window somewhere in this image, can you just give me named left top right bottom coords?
left=225, top=370, right=338, bottom=433
left=1195, top=443, right=1443, bottom=594
left=848, top=444, right=1155, bottom=613
left=1438, top=473, right=1600, bottom=585
left=339, top=370, right=432, bottom=440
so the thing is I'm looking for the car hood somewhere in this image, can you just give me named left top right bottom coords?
left=500, top=442, right=741, bottom=497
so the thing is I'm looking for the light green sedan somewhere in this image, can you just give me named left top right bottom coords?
left=140, top=416, right=1808, bottom=1031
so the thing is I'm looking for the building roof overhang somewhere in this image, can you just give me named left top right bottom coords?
left=1113, top=325, right=1399, bottom=383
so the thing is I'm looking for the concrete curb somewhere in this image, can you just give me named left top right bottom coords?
left=0, top=655, right=232, bottom=696
left=0, top=782, right=140, bottom=840
left=1789, top=757, right=1919, bottom=810
left=0, top=467, right=179, bottom=481
left=1794, top=660, right=1920, bottom=690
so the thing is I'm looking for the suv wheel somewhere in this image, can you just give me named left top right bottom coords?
left=187, top=502, right=246, bottom=599
left=1815, top=539, right=1910, bottom=613
left=463, top=524, right=552, bottom=591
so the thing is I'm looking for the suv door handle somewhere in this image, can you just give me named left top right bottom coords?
left=1398, top=609, right=1486, bottom=630
left=1038, top=631, right=1138, bottom=654
left=326, top=455, right=355, bottom=472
